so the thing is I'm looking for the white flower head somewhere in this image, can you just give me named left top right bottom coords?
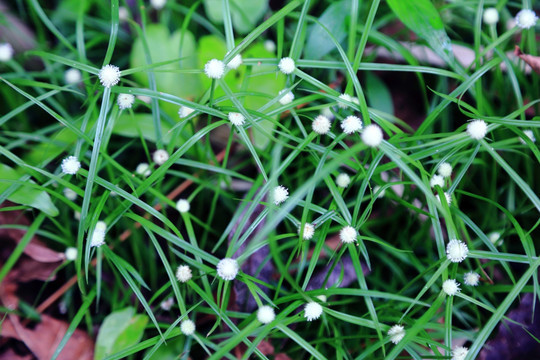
left=278, top=89, right=294, bottom=105
left=483, top=7, right=499, bottom=25
left=341, top=115, right=362, bottom=134
left=160, top=297, right=174, bottom=311
left=178, top=105, right=195, bottom=118
left=338, top=94, right=353, bottom=109
left=153, top=149, right=169, bottom=165
left=304, top=302, right=323, bottom=321
left=312, top=115, right=331, bottom=135
left=227, top=54, right=243, bottom=69
left=137, top=95, right=151, bottom=104
left=361, top=124, right=383, bottom=147
left=150, top=0, right=166, bottom=10
left=436, top=192, right=452, bottom=205
left=373, top=185, right=385, bottom=198
left=135, top=163, right=151, bottom=177
left=257, top=305, right=276, bottom=324
left=298, top=223, right=315, bottom=240
left=438, top=162, right=452, bottom=178
left=336, top=173, right=351, bottom=188
left=464, top=271, right=480, bottom=286
left=278, top=57, right=295, bottom=74
left=515, top=9, right=538, bottom=29
left=217, top=258, right=239, bottom=280
left=180, top=319, right=196, bottom=335
left=117, top=93, right=135, bottom=110
left=90, top=229, right=105, bottom=247
left=118, top=6, right=129, bottom=21
left=520, top=129, right=536, bottom=144
left=176, top=199, right=190, bottom=213
left=61, top=156, right=81, bottom=175
left=65, top=247, right=78, bottom=261
left=316, top=295, right=327, bottom=303
left=451, top=346, right=469, bottom=360
left=467, top=119, right=488, bottom=140
left=387, top=324, right=405, bottom=344
left=95, top=221, right=107, bottom=232
left=321, top=107, right=335, bottom=120
left=446, top=239, right=468, bottom=263
left=488, top=231, right=502, bottom=246
left=0, top=43, right=14, bottom=62
left=442, top=279, right=460, bottom=296
left=272, top=185, right=289, bottom=205
left=176, top=265, right=192, bottom=283
left=63, top=187, right=77, bottom=201
left=228, top=112, right=245, bottom=126
left=64, top=68, right=82, bottom=85
left=204, top=59, right=225, bottom=79
left=98, top=64, right=121, bottom=88
left=264, top=40, right=276, bottom=53
left=340, top=225, right=357, bottom=244
left=430, top=174, right=444, bottom=188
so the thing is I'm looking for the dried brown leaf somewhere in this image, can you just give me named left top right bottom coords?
left=515, top=46, right=540, bottom=75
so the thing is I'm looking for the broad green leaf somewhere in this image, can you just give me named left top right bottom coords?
left=144, top=336, right=185, bottom=360
left=95, top=307, right=148, bottom=360
left=0, top=163, right=59, bottom=216
left=365, top=72, right=394, bottom=115
left=203, top=0, right=268, bottom=34
left=25, top=128, right=75, bottom=166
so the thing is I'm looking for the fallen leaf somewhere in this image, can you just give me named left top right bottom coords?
left=515, top=46, right=540, bottom=75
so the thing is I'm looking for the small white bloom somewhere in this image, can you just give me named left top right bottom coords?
left=64, top=247, right=77, bottom=261
left=176, top=265, right=192, bottom=282
left=264, top=40, right=276, bottom=53
left=361, top=124, right=383, bottom=147
left=438, top=162, right=452, bottom=178
left=204, top=59, right=225, bottom=79
left=176, top=199, right=190, bottom=213
left=446, top=239, right=468, bottom=263
left=464, top=271, right=480, bottom=286
left=90, top=229, right=105, bottom=247
left=373, top=185, right=385, bottom=198
left=228, top=112, right=245, bottom=126
left=227, top=54, right=243, bottom=69
left=180, top=319, right=196, bottom=335
left=137, top=95, right=151, bottom=104
left=430, top=174, right=444, bottom=188
left=64, top=68, right=82, bottom=85
left=488, top=231, right=502, bottom=246
left=135, top=163, right=151, bottom=177
left=451, top=346, right=469, bottom=360
left=316, top=295, right=327, bottom=303
left=272, top=185, right=289, bottom=205
left=442, top=279, right=460, bottom=296
left=278, top=57, right=295, bottom=74
left=74, top=211, right=81, bottom=220
left=178, top=105, right=195, bottom=118
left=61, top=156, right=81, bottom=175
left=278, top=89, right=294, bottom=105
left=338, top=94, right=353, bottom=109
left=520, top=129, right=536, bottom=144
left=340, top=225, right=357, bottom=244
left=257, top=305, right=276, bottom=324
left=118, top=6, right=129, bottom=21
left=217, top=258, right=239, bottom=280
left=95, top=221, right=107, bottom=232
left=515, top=9, right=538, bottom=29
left=321, top=107, right=335, bottom=120
left=336, top=173, right=351, bottom=188
left=341, top=115, right=362, bottom=134
left=150, top=0, right=166, bottom=10
left=387, top=324, right=405, bottom=344
left=160, top=297, right=174, bottom=311
left=117, top=93, right=135, bottom=110
left=467, top=119, right=488, bottom=140
left=436, top=192, right=452, bottom=205
left=304, top=302, right=323, bottom=321
left=483, top=7, right=499, bottom=25
left=298, top=223, right=315, bottom=240
left=63, top=187, right=77, bottom=201
left=312, top=115, right=331, bottom=135
left=98, top=64, right=121, bottom=88
left=153, top=149, right=169, bottom=165
left=0, top=43, right=14, bottom=62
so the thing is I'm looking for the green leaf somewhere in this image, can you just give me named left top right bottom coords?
left=203, top=0, right=268, bottom=34
left=95, top=307, right=148, bottom=360
left=0, top=163, right=59, bottom=216
left=365, top=72, right=394, bottom=115
left=304, top=0, right=349, bottom=59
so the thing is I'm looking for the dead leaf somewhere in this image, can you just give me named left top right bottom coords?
left=0, top=348, right=33, bottom=360
left=515, top=46, right=540, bottom=75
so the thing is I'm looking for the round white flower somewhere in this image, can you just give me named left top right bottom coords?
left=176, top=199, right=190, bottom=213
left=451, top=346, right=469, bottom=360
left=150, top=0, right=166, bottom=10
left=117, top=93, right=135, bottom=110
left=321, top=107, right=335, bottom=120
left=337, top=94, right=353, bottom=109
left=65, top=247, right=78, bottom=261
left=61, top=156, right=81, bottom=175
left=336, top=173, right=351, bottom=188
left=316, top=295, right=327, bottom=303
left=361, top=124, right=383, bottom=147
left=118, top=6, right=129, bottom=21
left=228, top=112, right=245, bottom=126
left=436, top=192, right=452, bottom=205
left=304, top=302, right=323, bottom=321
left=176, top=265, right=192, bottom=283
left=466, top=119, right=488, bottom=140
left=341, top=115, right=362, bottom=134
left=278, top=57, right=295, bottom=74
left=387, top=324, right=405, bottom=344
left=278, top=89, right=294, bottom=105
left=488, top=231, right=502, bottom=246
left=74, top=211, right=81, bottom=220
left=180, top=319, right=196, bottom=335
left=515, top=9, right=538, bottom=29
left=217, top=258, right=239, bottom=280
left=442, top=279, right=460, bottom=296
left=430, top=175, right=444, bottom=188
left=90, top=229, right=105, bottom=247
left=264, top=40, right=276, bottom=53
left=137, top=95, right=151, bottom=104
left=520, top=129, right=536, bottom=144
left=446, top=239, right=468, bottom=263
left=438, top=162, right=452, bottom=178
left=227, top=54, right=243, bottom=69
left=178, top=105, right=195, bottom=118
left=340, top=225, right=357, bottom=244
left=98, top=64, right=121, bottom=88
left=135, top=163, right=151, bottom=177
left=204, top=59, right=225, bottom=79
left=257, top=305, right=276, bottom=324
left=272, top=185, right=289, bottom=205
left=483, top=7, right=499, bottom=25
left=95, top=221, right=107, bottom=232
left=160, top=297, right=174, bottom=311
left=298, top=223, right=315, bottom=240
left=373, top=185, right=385, bottom=198
left=464, top=271, right=480, bottom=286
left=63, top=187, right=77, bottom=201
left=0, top=43, right=14, bottom=62
left=312, top=115, right=331, bottom=135
left=64, top=68, right=82, bottom=85
left=153, top=149, right=169, bottom=165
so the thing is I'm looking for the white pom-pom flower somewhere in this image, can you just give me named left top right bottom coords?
left=430, top=175, right=444, bottom=188
left=464, top=271, right=480, bottom=286
left=451, top=346, right=469, bottom=360
left=118, top=6, right=129, bottom=21
left=515, top=9, right=538, bottom=29
left=304, top=302, right=323, bottom=321
left=64, top=68, right=82, bottom=85
left=0, top=43, right=14, bottom=62
left=227, top=54, right=243, bottom=69
left=180, top=319, right=196, bottom=335
left=436, top=192, right=452, bottom=205
left=65, top=247, right=77, bottom=261
left=298, top=223, right=315, bottom=240
left=466, top=119, right=488, bottom=140
left=278, top=57, right=295, bottom=74
left=272, top=185, right=289, bottom=205
left=483, top=7, right=499, bottom=25
left=90, top=229, right=105, bottom=248
left=176, top=199, right=190, bottom=213
left=340, top=225, right=357, bottom=244
left=98, top=64, right=121, bottom=88
left=178, top=106, right=195, bottom=118
left=278, top=89, right=294, bottom=105
left=257, top=305, right=276, bottom=324
left=264, top=40, right=276, bottom=53
left=153, top=149, right=169, bottom=165
left=446, top=239, right=468, bottom=263
left=117, top=93, right=135, bottom=110
left=135, top=163, right=151, bottom=177
left=488, top=231, right=502, bottom=246
left=63, top=187, right=77, bottom=201
left=387, top=324, right=405, bottom=344
left=442, top=279, right=460, bottom=296
left=321, top=107, right=335, bottom=120
left=95, top=221, right=107, bottom=232
left=341, top=115, right=362, bottom=134
left=176, top=265, right=192, bottom=283
left=336, top=173, right=351, bottom=188
left=61, top=156, right=81, bottom=175
left=312, top=115, right=331, bottom=135
left=160, top=297, right=174, bottom=311
left=438, top=162, right=452, bottom=178
left=361, top=124, right=383, bottom=147
left=228, top=112, right=245, bottom=126
left=520, top=129, right=536, bottom=144
left=150, top=0, right=166, bottom=10
left=204, top=59, right=225, bottom=79
left=217, top=258, right=239, bottom=280
left=337, top=94, right=353, bottom=109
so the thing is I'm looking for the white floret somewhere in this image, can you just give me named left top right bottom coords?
left=117, top=93, right=135, bottom=109
left=430, top=175, right=444, bottom=188
left=0, top=43, right=14, bottom=62
left=340, top=225, right=357, bottom=244
left=176, top=199, right=190, bottom=213
left=304, top=302, right=323, bottom=321
left=436, top=192, right=452, bottom=205
left=464, top=272, right=480, bottom=286
left=298, top=223, right=315, bottom=240
left=98, top=64, right=121, bottom=88
left=63, top=187, right=77, bottom=201
left=337, top=94, right=353, bottom=109
left=361, top=124, right=383, bottom=147
left=135, top=163, right=151, bottom=177
left=204, top=59, right=225, bottom=79
left=227, top=54, right=243, bottom=69
left=217, top=258, right=239, bottom=280
left=90, top=229, right=105, bottom=247
left=64, top=247, right=78, bottom=261
left=153, top=149, right=169, bottom=165
left=341, top=115, right=362, bottom=134
left=515, top=9, right=538, bottom=29
left=336, top=173, right=351, bottom=188
left=228, top=112, right=245, bottom=126
left=64, top=68, right=82, bottom=85
left=278, top=89, right=294, bottom=105
left=442, top=279, right=460, bottom=296
left=312, top=115, right=331, bottom=135
left=438, top=162, right=452, bottom=178
left=451, top=346, right=469, bottom=360
left=272, top=185, right=289, bottom=205
left=483, top=7, right=499, bottom=25
left=466, top=119, right=488, bottom=140
left=278, top=57, right=295, bottom=74
left=180, top=319, right=196, bottom=335
left=178, top=106, right=195, bottom=118
left=150, top=0, right=166, bottom=10
left=387, top=324, right=405, bottom=344
left=61, top=156, right=81, bottom=175
left=257, top=305, right=276, bottom=324
left=176, top=265, right=192, bottom=283
left=520, top=130, right=536, bottom=144
left=446, top=239, right=468, bottom=263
